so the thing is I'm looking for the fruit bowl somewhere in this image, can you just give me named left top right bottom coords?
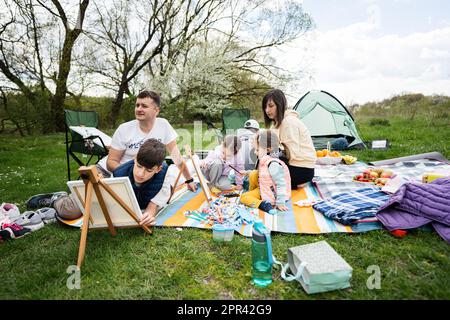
left=316, top=156, right=343, bottom=165
left=352, top=168, right=395, bottom=186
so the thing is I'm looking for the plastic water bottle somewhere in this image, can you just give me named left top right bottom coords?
left=252, top=220, right=273, bottom=287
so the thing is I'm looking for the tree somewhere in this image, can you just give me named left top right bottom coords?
left=82, top=0, right=229, bottom=127
left=144, top=0, right=313, bottom=122
left=0, top=0, right=90, bottom=132
left=83, top=0, right=312, bottom=126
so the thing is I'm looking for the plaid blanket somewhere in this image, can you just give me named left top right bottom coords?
left=313, top=187, right=390, bottom=225
left=313, top=159, right=450, bottom=199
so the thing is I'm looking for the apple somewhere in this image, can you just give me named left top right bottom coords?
left=380, top=170, right=394, bottom=178
left=363, top=169, right=372, bottom=179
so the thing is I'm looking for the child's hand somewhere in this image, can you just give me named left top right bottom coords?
left=275, top=204, right=289, bottom=211
left=200, top=161, right=208, bottom=169
left=140, top=209, right=156, bottom=226
left=187, top=181, right=197, bottom=192
left=234, top=185, right=243, bottom=191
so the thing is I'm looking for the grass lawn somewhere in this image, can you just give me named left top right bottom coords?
left=0, top=116, right=449, bottom=299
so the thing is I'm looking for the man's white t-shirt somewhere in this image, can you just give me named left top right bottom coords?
left=112, top=118, right=177, bottom=164
left=98, top=118, right=177, bottom=170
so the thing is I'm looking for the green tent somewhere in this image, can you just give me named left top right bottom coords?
left=293, top=90, right=366, bottom=149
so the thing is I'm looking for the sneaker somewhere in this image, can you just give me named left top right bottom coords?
left=0, top=210, right=9, bottom=225
left=26, top=191, right=68, bottom=210
left=13, top=211, right=45, bottom=232
left=53, top=194, right=83, bottom=220
left=258, top=201, right=277, bottom=214
left=0, top=228, right=11, bottom=241
left=36, top=207, right=57, bottom=224
left=1, top=223, right=32, bottom=239
left=0, top=203, right=21, bottom=222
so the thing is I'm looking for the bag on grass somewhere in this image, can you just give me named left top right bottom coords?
left=275, top=240, right=353, bottom=294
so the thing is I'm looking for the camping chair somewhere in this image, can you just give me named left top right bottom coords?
left=64, top=109, right=109, bottom=181
left=208, top=108, right=250, bottom=143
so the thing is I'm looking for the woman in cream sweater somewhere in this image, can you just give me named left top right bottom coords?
left=262, top=89, right=317, bottom=189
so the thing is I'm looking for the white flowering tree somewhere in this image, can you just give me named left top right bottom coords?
left=83, top=0, right=313, bottom=125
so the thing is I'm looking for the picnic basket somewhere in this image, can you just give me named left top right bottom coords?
left=315, top=142, right=342, bottom=165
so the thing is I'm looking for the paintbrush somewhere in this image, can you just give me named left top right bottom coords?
left=226, top=163, right=245, bottom=176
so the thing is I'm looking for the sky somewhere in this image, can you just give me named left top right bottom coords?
left=278, top=0, right=450, bottom=106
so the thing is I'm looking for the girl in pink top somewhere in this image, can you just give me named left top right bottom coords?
left=200, top=135, right=245, bottom=191
left=240, top=130, right=291, bottom=214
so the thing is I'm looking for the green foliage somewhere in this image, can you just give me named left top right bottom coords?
left=0, top=89, right=52, bottom=135
left=368, top=118, right=390, bottom=126
left=352, top=93, right=450, bottom=122
left=0, top=114, right=449, bottom=299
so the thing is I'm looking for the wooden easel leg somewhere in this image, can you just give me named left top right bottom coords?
left=167, top=161, right=186, bottom=204
left=77, top=181, right=94, bottom=268
left=93, top=183, right=117, bottom=236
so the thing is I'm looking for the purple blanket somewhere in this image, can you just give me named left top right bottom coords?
left=376, top=178, right=450, bottom=243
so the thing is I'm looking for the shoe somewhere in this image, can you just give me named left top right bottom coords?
left=13, top=211, right=45, bottom=232
left=1, top=223, right=31, bottom=239
left=1, top=228, right=11, bottom=241
left=26, top=191, right=68, bottom=210
left=0, top=210, right=9, bottom=225
left=0, top=203, right=21, bottom=222
left=36, top=207, right=57, bottom=224
left=258, top=201, right=276, bottom=214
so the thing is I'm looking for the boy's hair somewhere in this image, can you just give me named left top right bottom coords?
left=136, top=138, right=166, bottom=169
left=223, top=134, right=242, bottom=155
left=137, top=90, right=161, bottom=108
left=262, top=89, right=288, bottom=128
left=256, top=129, right=279, bottom=151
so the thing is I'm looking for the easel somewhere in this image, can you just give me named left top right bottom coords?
left=76, top=166, right=152, bottom=268
left=167, top=160, right=186, bottom=204
left=167, top=145, right=212, bottom=205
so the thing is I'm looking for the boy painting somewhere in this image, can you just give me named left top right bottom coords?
left=113, top=138, right=172, bottom=227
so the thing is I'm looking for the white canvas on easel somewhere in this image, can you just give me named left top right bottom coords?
left=67, top=177, right=142, bottom=229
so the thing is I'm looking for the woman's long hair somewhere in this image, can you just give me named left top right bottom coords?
left=262, top=89, right=288, bottom=128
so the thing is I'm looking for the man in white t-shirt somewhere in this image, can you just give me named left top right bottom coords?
left=106, top=90, right=197, bottom=194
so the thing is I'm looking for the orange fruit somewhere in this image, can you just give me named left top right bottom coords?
left=316, top=150, right=324, bottom=157
left=331, top=151, right=341, bottom=157
left=322, top=149, right=328, bottom=156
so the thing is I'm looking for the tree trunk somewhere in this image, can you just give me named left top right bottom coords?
left=109, top=80, right=128, bottom=127
left=49, top=31, right=80, bottom=132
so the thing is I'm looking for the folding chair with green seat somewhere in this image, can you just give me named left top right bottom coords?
left=208, top=108, right=250, bottom=143
left=64, top=109, right=109, bottom=180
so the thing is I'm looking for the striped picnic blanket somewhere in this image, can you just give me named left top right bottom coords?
left=154, top=182, right=381, bottom=237
left=61, top=159, right=448, bottom=235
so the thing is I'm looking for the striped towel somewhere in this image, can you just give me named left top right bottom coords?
left=313, top=188, right=390, bottom=225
